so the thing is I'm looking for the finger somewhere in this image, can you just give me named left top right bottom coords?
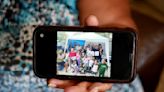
left=64, top=86, right=88, bottom=92
left=85, top=15, right=99, bottom=26
left=77, top=81, right=92, bottom=88
left=47, top=79, right=78, bottom=89
left=89, top=82, right=112, bottom=92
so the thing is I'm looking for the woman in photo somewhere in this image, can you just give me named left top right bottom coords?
left=69, top=48, right=77, bottom=60
left=76, top=51, right=81, bottom=69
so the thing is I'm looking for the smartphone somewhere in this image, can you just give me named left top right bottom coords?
left=33, top=26, right=137, bottom=83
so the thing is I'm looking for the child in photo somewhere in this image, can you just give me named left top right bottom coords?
left=82, top=55, right=89, bottom=73
left=71, top=60, right=78, bottom=73
left=79, top=63, right=85, bottom=74
left=98, top=59, right=108, bottom=77
left=88, top=56, right=94, bottom=73
left=91, top=59, right=99, bottom=76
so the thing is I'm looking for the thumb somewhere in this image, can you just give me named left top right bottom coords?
left=85, top=15, right=99, bottom=26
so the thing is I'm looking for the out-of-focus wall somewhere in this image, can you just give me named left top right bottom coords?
left=131, top=0, right=164, bottom=23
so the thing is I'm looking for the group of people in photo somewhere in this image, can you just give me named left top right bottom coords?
left=57, top=42, right=110, bottom=77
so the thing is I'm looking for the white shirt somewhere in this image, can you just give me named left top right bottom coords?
left=83, top=58, right=88, bottom=66
left=89, top=59, right=94, bottom=67
left=92, top=64, right=98, bottom=72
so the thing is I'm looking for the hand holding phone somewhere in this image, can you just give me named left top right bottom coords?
left=33, top=26, right=137, bottom=83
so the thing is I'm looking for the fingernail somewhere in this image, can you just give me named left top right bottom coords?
left=85, top=15, right=99, bottom=26
left=48, top=83, right=57, bottom=88
left=90, top=87, right=98, bottom=92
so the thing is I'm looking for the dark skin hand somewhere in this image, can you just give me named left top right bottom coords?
left=48, top=0, right=137, bottom=92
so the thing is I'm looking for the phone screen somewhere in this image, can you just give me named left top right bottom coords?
left=57, top=32, right=113, bottom=78
left=33, top=26, right=136, bottom=82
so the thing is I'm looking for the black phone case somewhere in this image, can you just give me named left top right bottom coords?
left=33, top=26, right=137, bottom=83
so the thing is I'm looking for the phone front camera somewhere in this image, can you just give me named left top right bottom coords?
left=40, top=33, right=44, bottom=38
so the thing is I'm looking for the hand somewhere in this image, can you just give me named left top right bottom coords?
left=47, top=15, right=112, bottom=92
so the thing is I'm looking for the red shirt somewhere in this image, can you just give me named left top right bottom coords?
left=69, top=52, right=76, bottom=57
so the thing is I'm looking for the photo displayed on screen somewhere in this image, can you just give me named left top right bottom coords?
left=57, top=31, right=112, bottom=78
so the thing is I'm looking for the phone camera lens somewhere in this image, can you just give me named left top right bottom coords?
left=40, top=33, right=44, bottom=38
